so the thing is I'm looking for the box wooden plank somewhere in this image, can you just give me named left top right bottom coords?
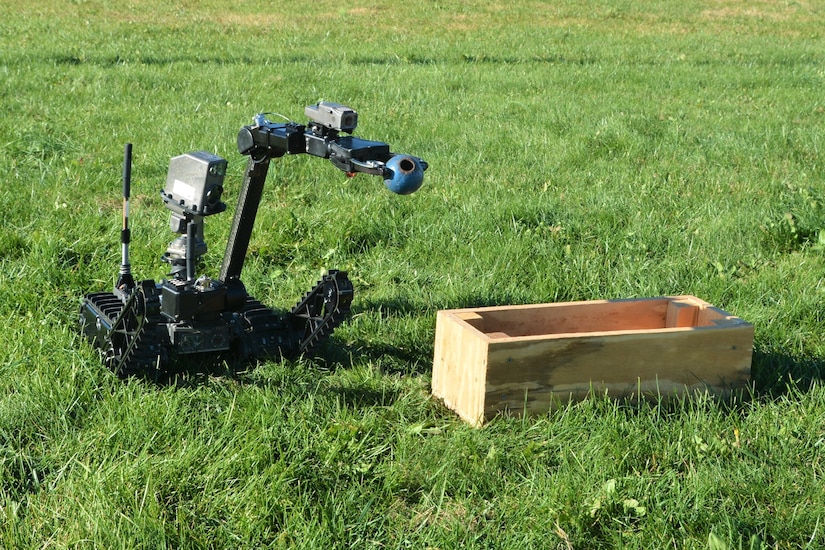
left=432, top=310, right=489, bottom=425
left=431, top=296, right=753, bottom=426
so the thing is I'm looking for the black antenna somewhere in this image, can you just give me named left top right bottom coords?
left=116, top=143, right=135, bottom=291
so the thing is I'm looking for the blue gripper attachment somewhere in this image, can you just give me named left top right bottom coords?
left=383, top=155, right=426, bottom=195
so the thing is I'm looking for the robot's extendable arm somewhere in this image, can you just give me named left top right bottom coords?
left=219, top=102, right=428, bottom=284
left=236, top=102, right=428, bottom=194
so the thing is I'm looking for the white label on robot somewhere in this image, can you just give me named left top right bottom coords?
left=172, top=179, right=197, bottom=203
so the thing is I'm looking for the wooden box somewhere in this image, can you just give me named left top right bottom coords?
left=432, top=296, right=753, bottom=426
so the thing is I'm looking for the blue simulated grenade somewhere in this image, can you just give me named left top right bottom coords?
left=383, top=155, right=425, bottom=195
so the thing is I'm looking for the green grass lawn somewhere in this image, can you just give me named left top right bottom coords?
left=2, top=1, right=825, bottom=548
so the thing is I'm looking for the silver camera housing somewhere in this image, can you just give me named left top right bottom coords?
left=305, top=102, right=358, bottom=133
left=161, top=151, right=227, bottom=217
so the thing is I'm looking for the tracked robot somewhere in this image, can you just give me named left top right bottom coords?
left=79, top=102, right=427, bottom=376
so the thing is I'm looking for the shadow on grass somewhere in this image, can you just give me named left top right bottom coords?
left=128, top=361, right=407, bottom=411
left=318, top=290, right=535, bottom=375
left=750, top=348, right=825, bottom=398
left=126, top=358, right=259, bottom=389
left=117, top=336, right=431, bottom=390
left=318, top=339, right=432, bottom=377
left=307, top=295, right=439, bottom=377
left=323, top=383, right=404, bottom=409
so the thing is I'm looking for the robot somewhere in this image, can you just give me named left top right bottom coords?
left=79, top=102, right=427, bottom=376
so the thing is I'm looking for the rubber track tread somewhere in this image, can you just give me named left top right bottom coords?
left=289, top=270, right=353, bottom=358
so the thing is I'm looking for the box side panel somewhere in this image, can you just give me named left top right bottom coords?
left=432, top=311, right=489, bottom=427
left=477, top=298, right=671, bottom=337
left=484, top=325, right=753, bottom=418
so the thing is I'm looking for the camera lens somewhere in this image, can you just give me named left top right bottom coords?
left=209, top=162, right=227, bottom=177
left=205, top=185, right=223, bottom=206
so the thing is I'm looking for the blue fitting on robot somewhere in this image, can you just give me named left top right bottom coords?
left=383, top=155, right=425, bottom=195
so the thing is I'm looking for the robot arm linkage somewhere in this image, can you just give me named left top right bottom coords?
left=236, top=102, right=427, bottom=195
left=220, top=102, right=428, bottom=284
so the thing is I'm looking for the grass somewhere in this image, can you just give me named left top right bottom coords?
left=1, top=0, right=825, bottom=547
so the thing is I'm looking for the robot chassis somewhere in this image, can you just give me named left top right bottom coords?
left=79, top=102, right=427, bottom=377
